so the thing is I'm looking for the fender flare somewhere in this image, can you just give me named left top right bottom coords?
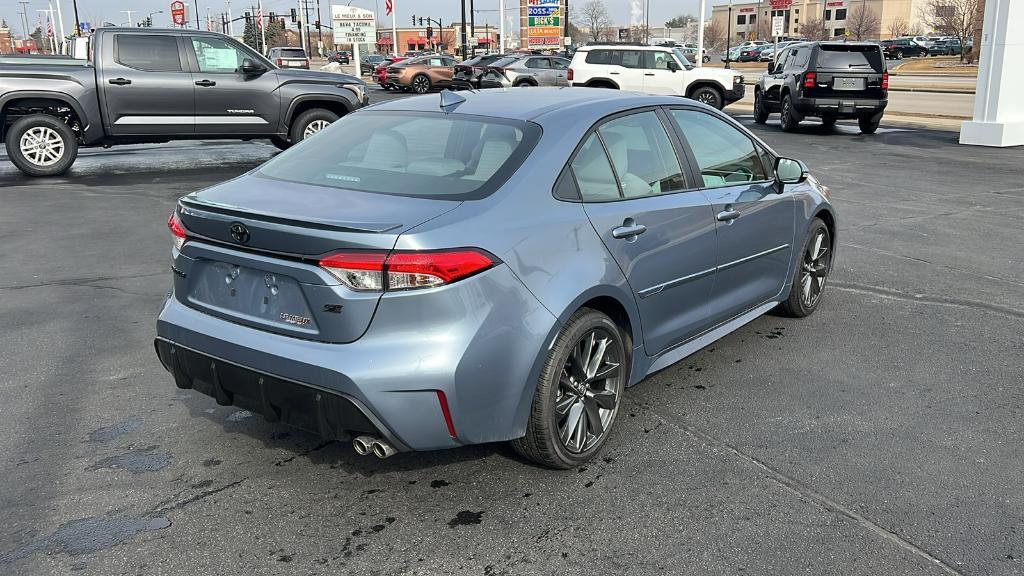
left=282, top=93, right=355, bottom=131
left=0, top=90, right=93, bottom=141
left=583, top=78, right=620, bottom=89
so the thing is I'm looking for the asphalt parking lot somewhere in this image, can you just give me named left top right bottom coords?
left=1, top=87, right=1022, bottom=576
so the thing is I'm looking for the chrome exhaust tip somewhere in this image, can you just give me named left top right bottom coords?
left=371, top=439, right=397, bottom=459
left=352, top=435, right=376, bottom=456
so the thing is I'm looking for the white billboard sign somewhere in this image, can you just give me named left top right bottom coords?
left=331, top=5, right=376, bottom=45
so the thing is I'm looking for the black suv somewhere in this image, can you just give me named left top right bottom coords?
left=753, top=41, right=888, bottom=134
left=880, top=39, right=928, bottom=60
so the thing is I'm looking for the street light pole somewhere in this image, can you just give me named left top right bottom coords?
left=725, top=0, right=733, bottom=69
left=697, top=0, right=705, bottom=68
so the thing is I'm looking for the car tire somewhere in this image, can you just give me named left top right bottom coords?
left=4, top=113, right=78, bottom=177
left=512, top=308, right=627, bottom=469
left=777, top=218, right=832, bottom=318
left=515, top=79, right=536, bottom=87
left=269, top=136, right=291, bottom=150
left=289, top=108, right=339, bottom=144
left=780, top=94, right=800, bottom=132
left=411, top=74, right=431, bottom=94
left=703, top=55, right=711, bottom=63
left=753, top=90, right=769, bottom=124
left=858, top=115, right=880, bottom=134
left=894, top=50, right=903, bottom=60
left=691, top=86, right=723, bottom=110
left=820, top=116, right=837, bottom=130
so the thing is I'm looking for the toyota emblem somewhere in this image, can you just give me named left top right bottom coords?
left=229, top=222, right=250, bottom=244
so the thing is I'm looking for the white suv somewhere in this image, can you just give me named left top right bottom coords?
left=568, top=45, right=745, bottom=110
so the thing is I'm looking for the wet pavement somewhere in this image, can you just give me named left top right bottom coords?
left=1, top=87, right=1022, bottom=575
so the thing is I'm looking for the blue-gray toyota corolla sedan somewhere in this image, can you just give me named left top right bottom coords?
left=156, top=88, right=835, bottom=468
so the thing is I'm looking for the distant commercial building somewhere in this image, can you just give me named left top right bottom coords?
left=0, top=24, right=13, bottom=54
left=375, top=25, right=497, bottom=55
left=711, top=0, right=932, bottom=41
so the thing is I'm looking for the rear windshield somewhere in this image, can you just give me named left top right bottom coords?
left=258, top=112, right=541, bottom=200
left=816, top=45, right=884, bottom=72
left=279, top=48, right=306, bottom=58
left=487, top=56, right=522, bottom=68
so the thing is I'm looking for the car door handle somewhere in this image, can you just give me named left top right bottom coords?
left=108, top=77, right=131, bottom=85
left=195, top=79, right=217, bottom=87
left=716, top=209, right=741, bottom=222
left=644, top=72, right=656, bottom=76
left=612, top=223, right=647, bottom=239
left=609, top=71, right=620, bottom=75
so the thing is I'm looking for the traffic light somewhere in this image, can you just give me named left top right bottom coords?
left=290, top=8, right=298, bottom=22
left=418, top=17, right=424, bottom=26
left=145, top=16, right=152, bottom=27
left=268, top=12, right=276, bottom=21
left=244, top=11, right=252, bottom=25
left=411, top=14, right=416, bottom=25
left=426, top=26, right=433, bottom=38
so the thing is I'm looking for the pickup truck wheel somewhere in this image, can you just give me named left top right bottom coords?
left=690, top=86, right=723, bottom=110
left=753, top=90, right=769, bottom=124
left=5, top=114, right=78, bottom=177
left=820, top=116, right=837, bottom=130
left=858, top=115, right=880, bottom=134
left=780, top=94, right=800, bottom=132
left=289, top=109, right=339, bottom=144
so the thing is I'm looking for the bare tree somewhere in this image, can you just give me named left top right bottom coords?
left=909, top=22, right=925, bottom=36
left=575, top=0, right=613, bottom=43
left=918, top=0, right=978, bottom=62
left=800, top=16, right=830, bottom=41
left=703, top=21, right=724, bottom=51
left=846, top=4, right=881, bottom=40
left=887, top=16, right=910, bottom=38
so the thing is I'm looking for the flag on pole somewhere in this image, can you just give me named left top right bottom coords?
left=385, top=0, right=393, bottom=17
left=256, top=5, right=264, bottom=30
left=46, top=16, right=54, bottom=38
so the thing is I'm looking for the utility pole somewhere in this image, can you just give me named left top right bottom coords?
left=303, top=0, right=313, bottom=58
left=195, top=2, right=201, bottom=29
left=469, top=0, right=475, bottom=39
left=725, top=0, right=733, bottom=69
left=121, top=9, right=135, bottom=27
left=315, top=0, right=323, bottom=58
left=72, top=0, right=81, bottom=35
left=460, top=0, right=468, bottom=60
left=18, top=1, right=31, bottom=39
left=499, top=0, right=504, bottom=53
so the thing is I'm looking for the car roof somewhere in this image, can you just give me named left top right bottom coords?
left=365, top=87, right=681, bottom=122
left=577, top=44, right=678, bottom=51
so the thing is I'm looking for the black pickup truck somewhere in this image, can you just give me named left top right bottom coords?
left=0, top=28, right=369, bottom=176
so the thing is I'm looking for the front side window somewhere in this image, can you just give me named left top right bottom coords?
left=115, top=34, right=181, bottom=72
left=258, top=112, right=539, bottom=200
left=645, top=51, right=672, bottom=70
left=597, top=111, right=686, bottom=198
left=191, top=36, right=249, bottom=72
left=668, top=109, right=768, bottom=188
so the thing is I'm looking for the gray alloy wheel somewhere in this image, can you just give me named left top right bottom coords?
left=412, top=74, right=431, bottom=94
left=4, top=113, right=78, bottom=177
left=288, top=108, right=339, bottom=144
left=778, top=218, right=831, bottom=317
left=512, top=308, right=626, bottom=468
left=780, top=94, right=799, bottom=132
left=895, top=50, right=903, bottom=60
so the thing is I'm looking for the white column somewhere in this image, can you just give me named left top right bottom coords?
left=54, top=0, right=66, bottom=53
left=697, top=0, right=705, bottom=68
left=960, top=0, right=1024, bottom=147
left=499, top=0, right=505, bottom=53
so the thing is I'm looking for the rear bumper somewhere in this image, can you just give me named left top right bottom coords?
left=792, top=95, right=887, bottom=119
left=155, top=264, right=558, bottom=452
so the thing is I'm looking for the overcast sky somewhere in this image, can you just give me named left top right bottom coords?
left=2, top=0, right=711, bottom=36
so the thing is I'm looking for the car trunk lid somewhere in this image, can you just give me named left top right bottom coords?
left=174, top=176, right=461, bottom=343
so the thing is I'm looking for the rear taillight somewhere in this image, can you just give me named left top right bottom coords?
left=304, top=58, right=310, bottom=67
left=881, top=71, right=889, bottom=90
left=275, top=58, right=283, bottom=66
left=318, top=249, right=497, bottom=292
left=803, top=72, right=816, bottom=89
left=167, top=211, right=187, bottom=251
left=567, top=68, right=573, bottom=81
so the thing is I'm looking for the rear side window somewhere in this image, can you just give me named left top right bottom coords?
left=570, top=133, right=620, bottom=201
left=816, top=45, right=884, bottom=72
left=584, top=49, right=614, bottom=65
left=489, top=57, right=520, bottom=68
left=258, top=112, right=540, bottom=201
left=115, top=34, right=181, bottom=72
left=526, top=58, right=550, bottom=69
left=597, top=112, right=686, bottom=198
left=668, top=110, right=768, bottom=188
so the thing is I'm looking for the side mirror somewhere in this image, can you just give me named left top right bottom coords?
left=240, top=58, right=267, bottom=75
left=667, top=60, right=680, bottom=72
left=775, top=157, right=809, bottom=185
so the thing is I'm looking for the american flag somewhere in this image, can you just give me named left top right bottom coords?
left=385, top=0, right=393, bottom=17
left=255, top=6, right=264, bottom=30
left=46, top=16, right=54, bottom=38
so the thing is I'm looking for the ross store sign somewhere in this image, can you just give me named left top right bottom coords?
left=331, top=5, right=376, bottom=44
left=528, top=6, right=559, bottom=16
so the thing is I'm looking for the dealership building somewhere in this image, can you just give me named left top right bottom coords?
left=711, top=0, right=932, bottom=41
